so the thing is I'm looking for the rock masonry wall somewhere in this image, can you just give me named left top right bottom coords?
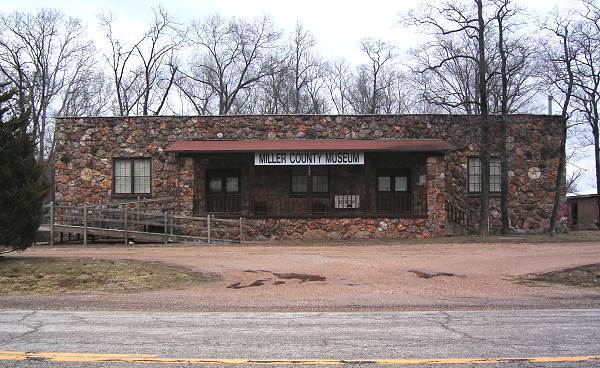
left=53, top=114, right=565, bottom=240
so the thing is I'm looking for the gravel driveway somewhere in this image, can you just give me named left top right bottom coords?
left=2, top=241, right=600, bottom=311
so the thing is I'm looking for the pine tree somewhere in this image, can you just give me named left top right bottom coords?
left=0, top=82, right=47, bottom=252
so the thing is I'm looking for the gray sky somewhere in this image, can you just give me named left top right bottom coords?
left=1, top=0, right=596, bottom=194
left=1, top=0, right=574, bottom=65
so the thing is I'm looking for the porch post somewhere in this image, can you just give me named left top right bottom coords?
left=363, top=154, right=374, bottom=213
left=248, top=156, right=255, bottom=216
left=426, top=155, right=447, bottom=236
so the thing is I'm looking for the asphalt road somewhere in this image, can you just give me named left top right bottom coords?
left=0, top=309, right=599, bottom=367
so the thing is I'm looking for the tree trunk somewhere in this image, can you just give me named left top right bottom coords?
left=476, top=0, right=490, bottom=236
left=549, top=117, right=568, bottom=236
left=594, top=123, right=600, bottom=227
left=498, top=12, right=510, bottom=234
left=549, top=26, right=574, bottom=237
left=500, top=116, right=509, bottom=233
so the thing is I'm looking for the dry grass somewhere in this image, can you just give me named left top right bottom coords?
left=32, top=231, right=599, bottom=249
left=0, top=257, right=215, bottom=295
left=240, top=230, right=600, bottom=247
left=517, top=264, right=600, bottom=288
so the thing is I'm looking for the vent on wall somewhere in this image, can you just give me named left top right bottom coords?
left=335, top=195, right=360, bottom=209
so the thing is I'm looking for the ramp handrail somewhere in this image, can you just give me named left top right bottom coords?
left=42, top=202, right=243, bottom=246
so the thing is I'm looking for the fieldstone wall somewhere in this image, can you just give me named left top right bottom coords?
left=243, top=217, right=436, bottom=241
left=53, top=114, right=565, bottom=239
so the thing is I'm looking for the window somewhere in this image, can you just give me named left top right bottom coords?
left=291, top=167, right=308, bottom=193
left=378, top=176, right=391, bottom=192
left=207, top=171, right=240, bottom=194
left=311, top=167, right=329, bottom=193
left=376, top=169, right=411, bottom=213
left=376, top=170, right=409, bottom=193
left=468, top=157, right=500, bottom=193
left=291, top=166, right=328, bottom=194
left=394, top=176, right=408, bottom=191
left=206, top=170, right=240, bottom=213
left=113, top=158, right=151, bottom=195
left=490, top=159, right=500, bottom=192
left=226, top=176, right=239, bottom=192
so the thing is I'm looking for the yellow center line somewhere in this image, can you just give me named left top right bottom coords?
left=0, top=351, right=599, bottom=365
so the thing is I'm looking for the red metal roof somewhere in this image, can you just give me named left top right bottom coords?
left=165, top=139, right=452, bottom=153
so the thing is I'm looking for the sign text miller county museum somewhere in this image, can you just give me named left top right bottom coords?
left=254, top=152, right=364, bottom=165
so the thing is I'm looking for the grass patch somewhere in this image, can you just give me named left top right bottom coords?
left=0, top=257, right=215, bottom=295
left=516, top=264, right=600, bottom=288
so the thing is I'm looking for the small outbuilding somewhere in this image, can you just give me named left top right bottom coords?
left=567, top=194, right=599, bottom=231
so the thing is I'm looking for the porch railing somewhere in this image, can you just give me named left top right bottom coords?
left=206, top=194, right=241, bottom=213
left=198, top=192, right=427, bottom=217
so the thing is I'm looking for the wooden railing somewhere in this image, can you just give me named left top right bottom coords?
left=445, top=200, right=473, bottom=233
left=41, top=202, right=244, bottom=245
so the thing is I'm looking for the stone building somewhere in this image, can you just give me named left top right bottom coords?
left=567, top=194, right=599, bottom=231
left=53, top=114, right=564, bottom=240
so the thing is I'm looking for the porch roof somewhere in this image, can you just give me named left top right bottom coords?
left=165, top=139, right=453, bottom=153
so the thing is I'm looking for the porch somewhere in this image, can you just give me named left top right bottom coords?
left=189, top=152, right=433, bottom=218
left=165, top=139, right=451, bottom=221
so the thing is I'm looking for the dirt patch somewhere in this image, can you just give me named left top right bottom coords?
left=517, top=264, right=600, bottom=288
left=0, top=256, right=215, bottom=294
left=408, top=270, right=464, bottom=279
left=4, top=242, right=600, bottom=312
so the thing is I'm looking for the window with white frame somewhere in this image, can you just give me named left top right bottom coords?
left=113, top=158, right=151, bottom=194
left=468, top=157, right=500, bottom=193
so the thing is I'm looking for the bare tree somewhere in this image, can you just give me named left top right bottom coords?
left=324, top=59, right=351, bottom=114
left=408, top=33, right=482, bottom=114
left=136, top=8, right=182, bottom=115
left=495, top=0, right=511, bottom=234
left=253, top=53, right=289, bottom=114
left=405, top=0, right=493, bottom=235
left=234, top=22, right=327, bottom=115
left=98, top=12, right=141, bottom=116
left=492, top=0, right=544, bottom=234
left=571, top=0, right=600, bottom=226
left=348, top=38, right=396, bottom=114
left=287, top=23, right=321, bottom=113
left=183, top=14, right=281, bottom=115
left=173, top=71, right=215, bottom=115
left=0, top=9, right=95, bottom=160
left=99, top=8, right=183, bottom=116
left=57, top=69, right=112, bottom=117
left=543, top=13, right=577, bottom=236
left=566, top=148, right=586, bottom=195
left=303, top=66, right=329, bottom=114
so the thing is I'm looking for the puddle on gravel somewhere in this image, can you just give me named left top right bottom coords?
left=408, top=270, right=464, bottom=279
left=272, top=272, right=326, bottom=282
left=229, top=270, right=326, bottom=289
left=227, top=279, right=271, bottom=289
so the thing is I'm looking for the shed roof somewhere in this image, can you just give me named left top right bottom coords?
left=165, top=139, right=453, bottom=153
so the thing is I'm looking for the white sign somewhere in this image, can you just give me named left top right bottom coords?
left=254, top=152, right=364, bottom=165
